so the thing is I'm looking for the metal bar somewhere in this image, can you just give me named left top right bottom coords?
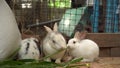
left=26, top=19, right=61, bottom=28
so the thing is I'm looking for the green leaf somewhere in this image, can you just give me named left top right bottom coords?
left=42, top=49, right=65, bottom=61
left=6, top=47, right=20, bottom=59
left=0, top=60, right=59, bottom=68
left=0, top=59, right=24, bottom=66
left=63, top=58, right=83, bottom=68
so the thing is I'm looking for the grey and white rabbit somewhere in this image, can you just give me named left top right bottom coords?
left=18, top=37, right=40, bottom=60
left=43, top=23, right=67, bottom=63
left=67, top=31, right=99, bottom=62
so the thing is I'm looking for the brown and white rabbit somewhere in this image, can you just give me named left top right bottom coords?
left=67, top=31, right=99, bottom=62
left=42, top=23, right=67, bottom=63
left=18, top=37, right=40, bottom=60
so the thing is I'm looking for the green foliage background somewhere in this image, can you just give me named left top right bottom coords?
left=48, top=0, right=71, bottom=8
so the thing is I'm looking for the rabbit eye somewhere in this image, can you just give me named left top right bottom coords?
left=52, top=40, right=56, bottom=43
left=73, top=41, right=76, bottom=44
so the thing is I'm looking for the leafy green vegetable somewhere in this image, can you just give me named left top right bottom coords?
left=6, top=47, right=20, bottom=59
left=63, top=58, right=83, bottom=68
left=42, top=49, right=65, bottom=60
left=0, top=59, right=59, bottom=68
left=0, top=47, right=88, bottom=68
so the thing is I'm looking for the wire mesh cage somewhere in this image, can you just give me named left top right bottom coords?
left=6, top=0, right=120, bottom=38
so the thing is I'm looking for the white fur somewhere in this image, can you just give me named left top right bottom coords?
left=0, top=0, right=21, bottom=60
left=43, top=23, right=67, bottom=63
left=67, top=38, right=99, bottom=62
left=18, top=37, right=40, bottom=60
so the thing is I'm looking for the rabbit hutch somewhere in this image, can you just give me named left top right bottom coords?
left=5, top=0, right=120, bottom=67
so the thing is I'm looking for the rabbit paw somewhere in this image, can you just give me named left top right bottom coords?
left=55, top=58, right=61, bottom=64
left=44, top=58, right=51, bottom=62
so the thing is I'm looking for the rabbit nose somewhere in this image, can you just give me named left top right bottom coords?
left=61, top=45, right=67, bottom=50
left=67, top=45, right=72, bottom=49
left=67, top=45, right=70, bottom=49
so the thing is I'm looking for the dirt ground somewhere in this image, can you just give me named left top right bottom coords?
left=77, top=57, right=120, bottom=68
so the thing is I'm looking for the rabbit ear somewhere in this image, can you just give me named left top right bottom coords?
left=79, top=31, right=87, bottom=40
left=53, top=23, right=58, bottom=32
left=74, top=31, right=80, bottom=39
left=74, top=31, right=87, bottom=40
left=44, top=26, right=52, bottom=33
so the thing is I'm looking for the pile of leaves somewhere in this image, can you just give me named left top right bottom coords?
left=0, top=58, right=90, bottom=68
left=0, top=49, right=90, bottom=68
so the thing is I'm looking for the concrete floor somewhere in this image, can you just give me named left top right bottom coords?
left=71, top=57, right=120, bottom=68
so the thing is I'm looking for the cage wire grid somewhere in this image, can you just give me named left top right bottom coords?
left=6, top=0, right=120, bottom=37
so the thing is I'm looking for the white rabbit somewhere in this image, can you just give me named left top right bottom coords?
left=18, top=37, right=40, bottom=60
left=43, top=23, right=67, bottom=63
left=0, top=0, right=21, bottom=60
left=67, top=31, right=99, bottom=62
